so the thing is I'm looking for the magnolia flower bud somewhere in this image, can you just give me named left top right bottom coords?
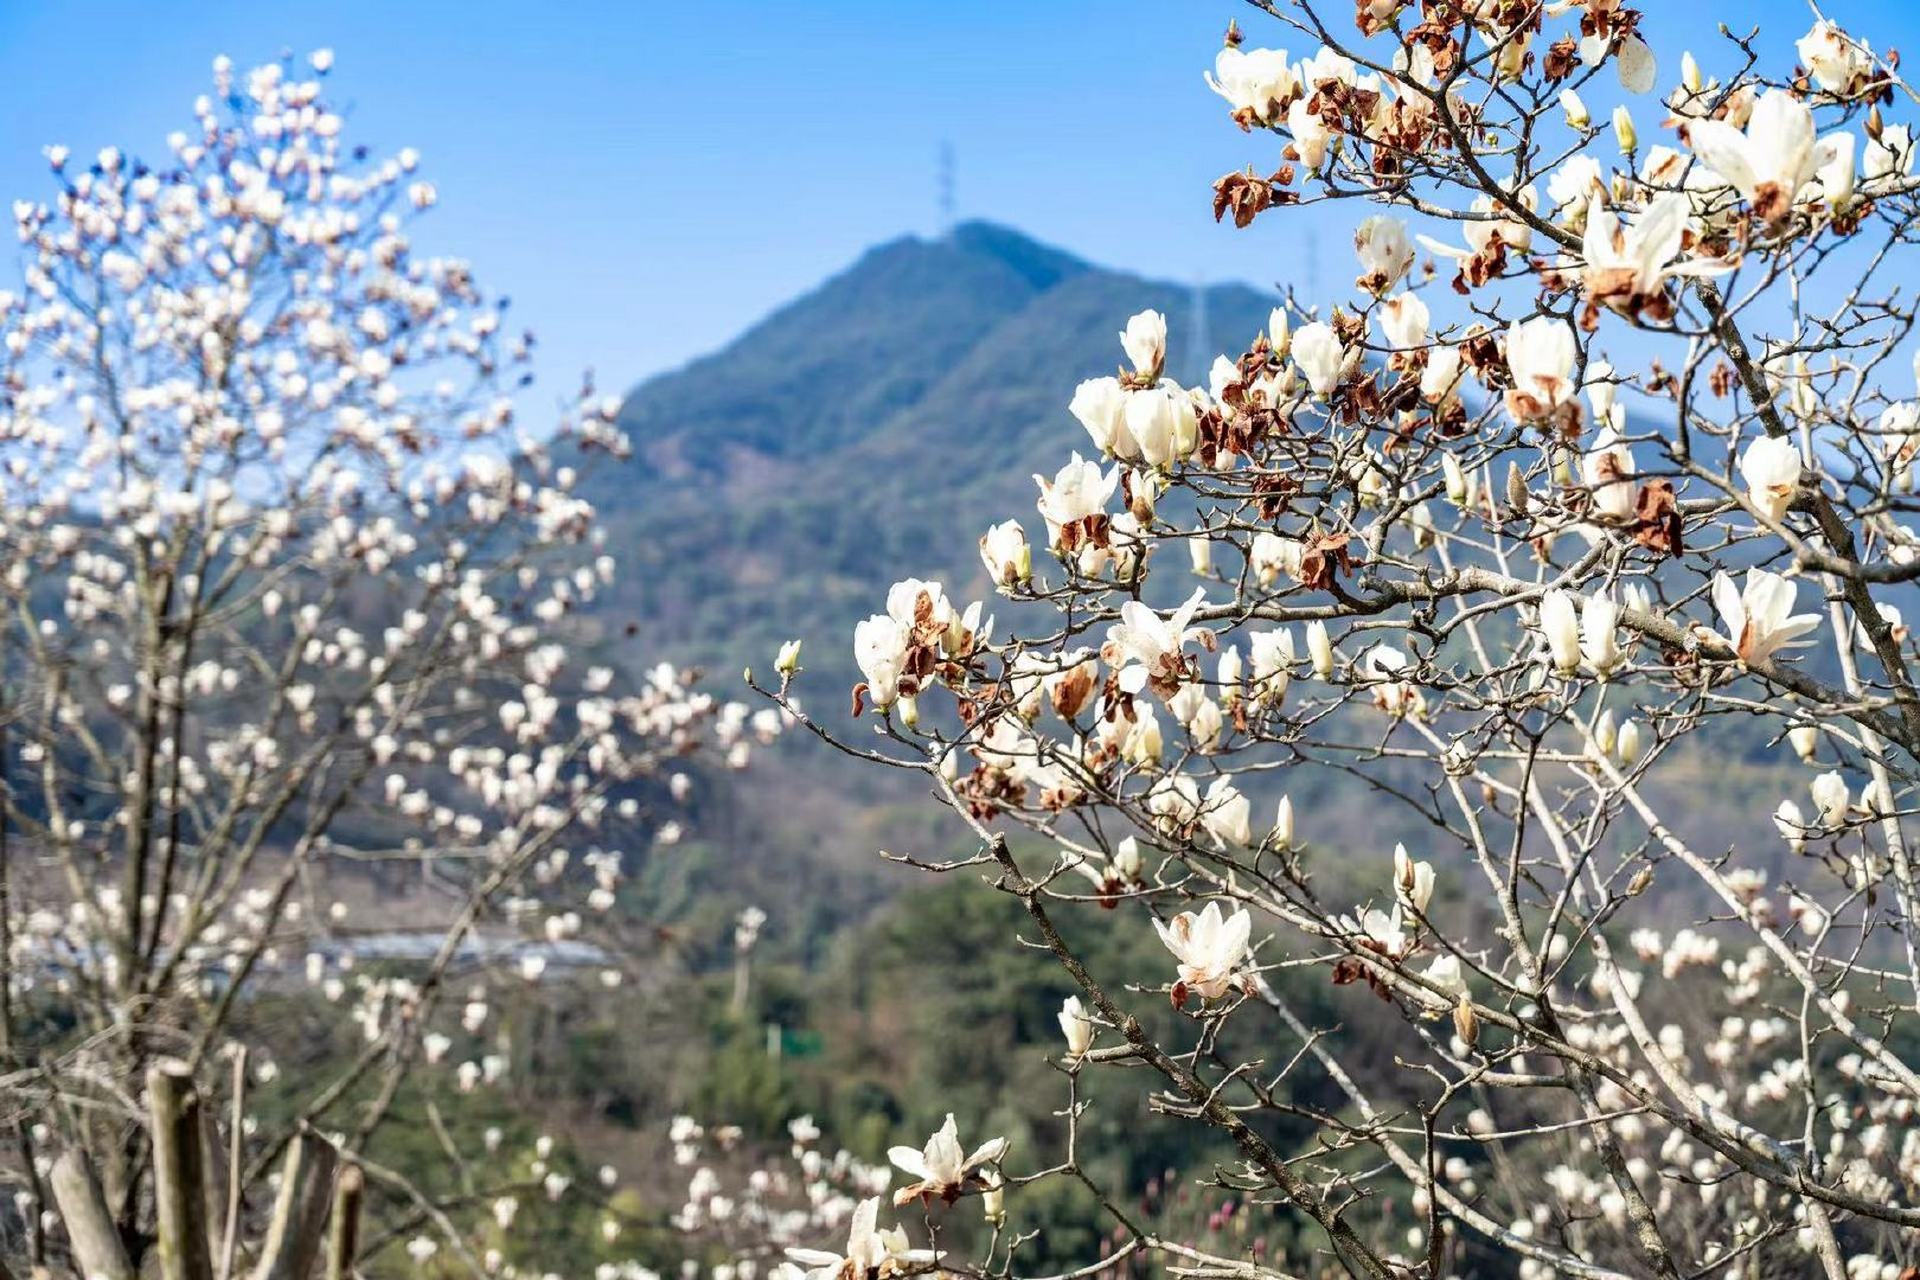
left=1189, top=536, right=1214, bottom=577
left=1057, top=995, right=1094, bottom=1059
left=1559, top=89, right=1590, bottom=130
left=1810, top=771, right=1849, bottom=828
left=897, top=694, right=920, bottom=730
left=981, top=1171, right=1006, bottom=1226
left=1539, top=590, right=1581, bottom=676
left=1267, top=306, right=1291, bottom=358
left=1452, top=996, right=1478, bottom=1048
left=1788, top=725, right=1819, bottom=762
left=1627, top=866, right=1654, bottom=896
left=775, top=639, right=803, bottom=678
left=1613, top=105, right=1637, bottom=154
left=1681, top=50, right=1702, bottom=94
left=1307, top=620, right=1335, bottom=679
left=1113, top=836, right=1144, bottom=882
left=1505, top=462, right=1530, bottom=515
left=1120, top=310, right=1168, bottom=380
left=1617, top=718, right=1645, bottom=766
left=1408, top=502, right=1435, bottom=550
left=1594, top=709, right=1618, bottom=759
left=1775, top=799, right=1808, bottom=853
left=1270, top=795, right=1294, bottom=851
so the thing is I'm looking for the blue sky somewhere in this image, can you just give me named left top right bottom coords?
left=0, top=1, right=1913, bottom=396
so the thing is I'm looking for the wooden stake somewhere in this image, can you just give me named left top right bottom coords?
left=149, top=1061, right=216, bottom=1280
left=48, top=1148, right=135, bottom=1280
left=325, top=1165, right=363, bottom=1280
left=249, top=1132, right=338, bottom=1280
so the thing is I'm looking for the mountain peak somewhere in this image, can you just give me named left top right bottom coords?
left=944, top=220, right=1089, bottom=292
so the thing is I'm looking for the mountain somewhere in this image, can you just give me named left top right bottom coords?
left=582, top=221, right=1279, bottom=702
left=572, top=221, right=1827, bottom=951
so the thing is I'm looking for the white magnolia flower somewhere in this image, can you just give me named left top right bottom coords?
left=1120, top=309, right=1168, bottom=378
left=854, top=615, right=911, bottom=709
left=1581, top=427, right=1638, bottom=521
left=1503, top=317, right=1579, bottom=426
left=979, top=520, right=1031, bottom=589
left=1375, top=293, right=1429, bottom=350
left=1789, top=724, right=1821, bottom=763
left=1865, top=124, right=1915, bottom=183
left=1205, top=46, right=1297, bottom=126
left=1353, top=906, right=1409, bottom=959
left=1287, top=96, right=1334, bottom=170
left=1154, top=900, right=1252, bottom=999
left=1291, top=322, right=1346, bottom=397
left=1810, top=771, right=1850, bottom=829
left=1738, top=435, right=1802, bottom=522
left=1797, top=21, right=1875, bottom=97
left=1034, top=454, right=1119, bottom=547
left=1421, top=344, right=1464, bottom=403
left=1580, top=193, right=1712, bottom=316
left=1215, top=644, right=1243, bottom=701
left=1814, top=130, right=1856, bottom=209
left=1057, top=995, right=1094, bottom=1059
left=1069, top=377, right=1133, bottom=457
left=1123, top=382, right=1199, bottom=466
left=1393, top=843, right=1435, bottom=914
left=1105, top=587, right=1209, bottom=696
left=889, top=1115, right=1008, bottom=1206
left=1363, top=644, right=1421, bottom=716
left=1774, top=798, right=1809, bottom=853
left=1684, top=90, right=1820, bottom=222
left=1354, top=215, right=1414, bottom=294
left=1538, top=589, right=1582, bottom=675
left=1200, top=776, right=1253, bottom=849
left=1423, top=953, right=1469, bottom=1005
left=786, top=1196, right=926, bottom=1280
left=1250, top=531, right=1302, bottom=587
left=1247, top=629, right=1295, bottom=705
left=1712, top=569, right=1821, bottom=665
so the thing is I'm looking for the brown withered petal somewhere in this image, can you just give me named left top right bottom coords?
left=1632, top=478, right=1684, bottom=558
left=1212, top=170, right=1274, bottom=229
left=1298, top=532, right=1357, bottom=592
left=1543, top=36, right=1581, bottom=82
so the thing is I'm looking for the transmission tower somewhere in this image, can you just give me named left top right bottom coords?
left=1189, top=277, right=1212, bottom=383
left=938, top=141, right=956, bottom=235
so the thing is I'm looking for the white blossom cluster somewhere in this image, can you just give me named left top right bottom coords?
left=768, top=3, right=1920, bottom=1277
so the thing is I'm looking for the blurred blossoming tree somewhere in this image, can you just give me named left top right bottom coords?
left=0, top=50, right=778, bottom=1278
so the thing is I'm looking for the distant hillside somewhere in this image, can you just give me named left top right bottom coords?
left=584, top=221, right=1277, bottom=702
left=572, top=221, right=1832, bottom=955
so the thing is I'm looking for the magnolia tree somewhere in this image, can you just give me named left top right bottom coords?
left=763, top=2, right=1920, bottom=1278
left=0, top=53, right=777, bottom=1278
